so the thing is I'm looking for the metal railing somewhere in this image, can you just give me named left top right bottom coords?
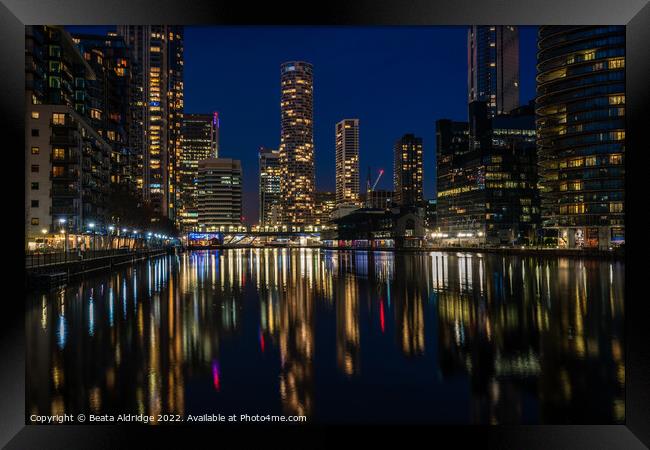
left=25, top=247, right=169, bottom=269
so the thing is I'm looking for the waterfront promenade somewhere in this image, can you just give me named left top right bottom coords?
left=25, top=247, right=175, bottom=289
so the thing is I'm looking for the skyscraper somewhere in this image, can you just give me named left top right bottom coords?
left=279, top=61, right=314, bottom=226
left=197, top=158, right=242, bottom=230
left=335, top=119, right=360, bottom=206
left=537, top=26, right=625, bottom=249
left=179, top=112, right=219, bottom=231
left=71, top=32, right=135, bottom=193
left=117, top=25, right=184, bottom=223
left=393, top=134, right=423, bottom=207
left=468, top=26, right=519, bottom=118
left=259, top=147, right=281, bottom=226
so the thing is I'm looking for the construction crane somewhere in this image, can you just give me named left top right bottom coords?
left=365, top=168, right=385, bottom=208
left=370, top=169, right=384, bottom=192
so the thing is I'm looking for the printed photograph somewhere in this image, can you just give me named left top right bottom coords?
left=25, top=25, right=625, bottom=425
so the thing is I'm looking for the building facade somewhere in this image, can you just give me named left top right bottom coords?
left=71, top=32, right=135, bottom=193
left=314, top=191, right=336, bottom=226
left=468, top=26, right=520, bottom=118
left=25, top=26, right=112, bottom=242
left=279, top=61, right=315, bottom=226
left=117, top=25, right=184, bottom=223
left=179, top=113, right=219, bottom=231
left=436, top=101, right=540, bottom=244
left=259, top=147, right=282, bottom=226
left=26, top=105, right=111, bottom=241
left=393, top=134, right=423, bottom=207
left=335, top=119, right=360, bottom=206
left=536, top=26, right=625, bottom=249
left=197, top=158, right=242, bottom=230
left=362, top=189, right=394, bottom=210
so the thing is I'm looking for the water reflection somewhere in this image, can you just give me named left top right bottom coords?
left=26, top=249, right=624, bottom=424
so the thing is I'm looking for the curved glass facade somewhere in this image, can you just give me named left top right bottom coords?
left=536, top=26, right=625, bottom=248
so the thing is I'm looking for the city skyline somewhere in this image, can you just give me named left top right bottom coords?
left=23, top=22, right=628, bottom=430
left=66, top=25, right=538, bottom=224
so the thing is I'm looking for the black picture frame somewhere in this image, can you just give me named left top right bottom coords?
left=2, top=0, right=649, bottom=448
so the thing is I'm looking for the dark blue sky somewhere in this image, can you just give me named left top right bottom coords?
left=67, top=26, right=538, bottom=223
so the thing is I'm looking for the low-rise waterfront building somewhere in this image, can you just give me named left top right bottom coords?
left=322, top=207, right=426, bottom=249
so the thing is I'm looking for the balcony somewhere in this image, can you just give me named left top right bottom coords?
left=50, top=134, right=78, bottom=146
left=51, top=170, right=79, bottom=181
left=50, top=206, right=78, bottom=216
left=51, top=186, right=80, bottom=197
left=50, top=150, right=80, bottom=164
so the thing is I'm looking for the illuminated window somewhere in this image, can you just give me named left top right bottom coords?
left=609, top=95, right=625, bottom=105
left=608, top=58, right=625, bottom=69
left=569, top=204, right=585, bottom=214
left=52, top=166, right=64, bottom=177
left=31, top=218, right=40, bottom=225
left=610, top=154, right=623, bottom=164
left=53, top=148, right=65, bottom=159
left=585, top=156, right=597, bottom=166
left=48, top=76, right=60, bottom=88
left=31, top=111, right=39, bottom=119
left=52, top=113, right=65, bottom=125
left=569, top=181, right=582, bottom=191
left=610, top=202, right=623, bottom=213
left=31, top=147, right=40, bottom=155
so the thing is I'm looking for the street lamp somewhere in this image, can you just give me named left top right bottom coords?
left=89, top=222, right=96, bottom=254
left=58, top=218, right=68, bottom=254
left=108, top=226, right=115, bottom=250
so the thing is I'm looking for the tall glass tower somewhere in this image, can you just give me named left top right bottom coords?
left=179, top=112, right=219, bottom=231
left=536, top=26, right=625, bottom=249
left=259, top=147, right=281, bottom=226
left=335, top=119, right=360, bottom=206
left=468, top=26, right=520, bottom=118
left=393, top=134, right=423, bottom=207
left=117, top=25, right=184, bottom=223
left=279, top=61, right=314, bottom=226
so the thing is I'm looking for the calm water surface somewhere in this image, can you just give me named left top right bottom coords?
left=26, top=249, right=625, bottom=424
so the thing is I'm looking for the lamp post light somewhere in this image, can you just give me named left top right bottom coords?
left=88, top=222, right=96, bottom=255
left=121, top=228, right=128, bottom=250
left=108, top=225, right=115, bottom=251
left=58, top=218, right=67, bottom=254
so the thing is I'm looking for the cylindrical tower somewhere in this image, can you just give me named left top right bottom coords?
left=279, top=61, right=314, bottom=227
left=536, top=26, right=625, bottom=249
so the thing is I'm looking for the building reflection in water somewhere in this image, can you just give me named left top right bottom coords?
left=26, top=249, right=624, bottom=424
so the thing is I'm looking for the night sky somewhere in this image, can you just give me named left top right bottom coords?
left=67, top=26, right=538, bottom=224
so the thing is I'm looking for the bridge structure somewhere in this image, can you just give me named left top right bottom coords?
left=184, top=230, right=324, bottom=248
